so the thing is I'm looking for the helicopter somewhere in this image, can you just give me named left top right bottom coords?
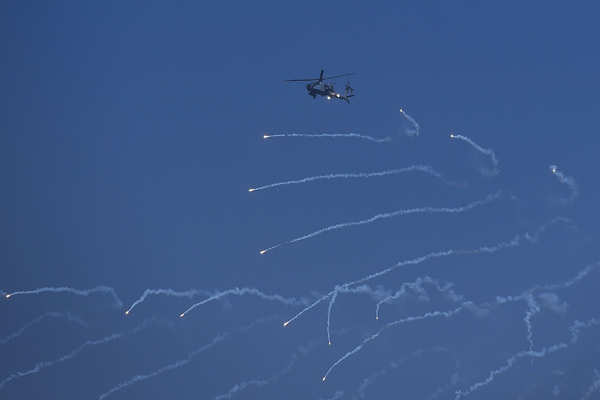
left=284, top=69, right=355, bottom=103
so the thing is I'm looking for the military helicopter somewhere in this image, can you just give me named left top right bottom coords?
left=284, top=69, right=355, bottom=103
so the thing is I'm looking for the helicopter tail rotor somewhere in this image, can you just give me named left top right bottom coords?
left=344, top=81, right=355, bottom=96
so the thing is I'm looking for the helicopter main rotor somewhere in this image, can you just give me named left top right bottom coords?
left=284, top=70, right=354, bottom=83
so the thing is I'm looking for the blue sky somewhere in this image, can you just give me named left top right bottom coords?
left=3, top=1, right=600, bottom=399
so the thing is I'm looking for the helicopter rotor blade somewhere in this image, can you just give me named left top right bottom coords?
left=323, top=72, right=355, bottom=80
left=284, top=78, right=319, bottom=82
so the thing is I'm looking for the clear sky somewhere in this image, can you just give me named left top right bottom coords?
left=3, top=1, right=600, bottom=399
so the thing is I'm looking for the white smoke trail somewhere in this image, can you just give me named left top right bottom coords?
left=327, top=285, right=392, bottom=344
left=99, top=334, right=226, bottom=399
left=1, top=312, right=87, bottom=345
left=333, top=285, right=393, bottom=303
left=248, top=165, right=446, bottom=192
left=399, top=108, right=420, bottom=136
left=98, top=316, right=276, bottom=400
left=324, top=254, right=594, bottom=382
left=569, top=318, right=600, bottom=343
left=450, top=133, right=499, bottom=176
left=455, top=342, right=568, bottom=399
left=214, top=329, right=349, bottom=400
left=180, top=287, right=311, bottom=318
left=4, top=286, right=123, bottom=309
left=263, top=132, right=391, bottom=143
left=581, top=369, right=600, bottom=400
left=283, top=217, right=570, bottom=328
left=214, top=378, right=272, bottom=400
left=454, top=317, right=600, bottom=399
left=538, top=260, right=600, bottom=292
left=523, top=294, right=541, bottom=351
left=322, top=307, right=465, bottom=381
left=320, top=390, right=344, bottom=400
left=0, top=318, right=155, bottom=391
left=374, top=258, right=596, bottom=358
left=283, top=252, right=459, bottom=328
left=125, top=288, right=213, bottom=315
left=550, top=164, right=579, bottom=204
left=375, top=276, right=462, bottom=320
left=357, top=347, right=450, bottom=398
left=493, top=259, right=598, bottom=349
left=214, top=356, right=297, bottom=400
left=326, top=285, right=393, bottom=346
left=326, top=290, right=339, bottom=346
left=260, top=191, right=501, bottom=254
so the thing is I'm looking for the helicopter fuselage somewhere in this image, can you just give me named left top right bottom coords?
left=306, top=83, right=351, bottom=103
left=284, top=69, right=355, bottom=104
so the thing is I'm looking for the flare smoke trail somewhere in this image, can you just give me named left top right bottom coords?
left=326, top=291, right=338, bottom=346
left=326, top=255, right=596, bottom=383
left=0, top=318, right=155, bottom=391
left=550, top=164, right=579, bottom=204
left=4, top=285, right=123, bottom=309
left=375, top=276, right=462, bottom=320
left=321, top=391, right=344, bottom=400
left=582, top=369, right=600, bottom=400
left=263, top=132, right=391, bottom=143
left=336, top=285, right=393, bottom=302
left=326, top=285, right=393, bottom=345
left=248, top=165, right=446, bottom=192
left=283, top=218, right=570, bottom=328
left=376, top=270, right=599, bottom=397
left=1, top=312, right=87, bottom=345
left=493, top=259, right=599, bottom=347
left=97, top=316, right=277, bottom=400
left=356, top=347, right=451, bottom=399
left=537, top=260, right=600, bottom=292
left=322, top=307, right=465, bottom=381
left=454, top=317, right=600, bottom=399
left=450, top=133, right=499, bottom=176
left=455, top=343, right=568, bottom=399
left=180, top=287, right=311, bottom=318
left=125, top=288, right=213, bottom=315
left=214, top=356, right=297, bottom=400
left=260, top=191, right=501, bottom=254
left=99, top=334, right=226, bottom=399
left=214, top=329, right=349, bottom=400
left=399, top=108, right=420, bottom=136
left=374, top=258, right=598, bottom=351
left=523, top=294, right=541, bottom=351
